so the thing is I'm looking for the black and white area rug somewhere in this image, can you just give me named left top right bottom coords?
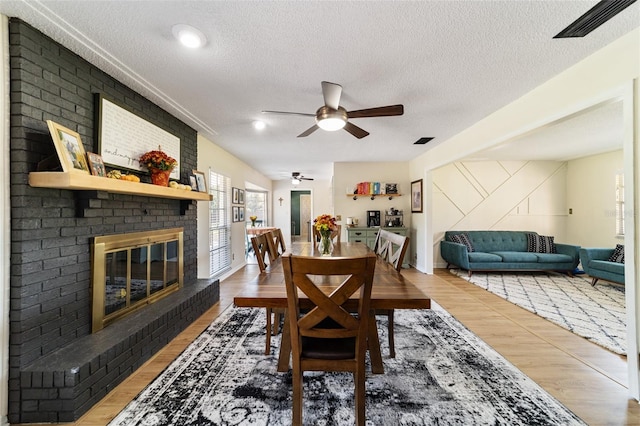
left=109, top=304, right=585, bottom=425
left=452, top=270, right=626, bottom=355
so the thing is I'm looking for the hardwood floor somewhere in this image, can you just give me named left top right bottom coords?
left=65, top=266, right=639, bottom=426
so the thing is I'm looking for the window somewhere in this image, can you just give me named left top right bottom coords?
left=615, top=172, right=624, bottom=237
left=209, top=171, right=231, bottom=276
left=245, top=189, right=268, bottom=227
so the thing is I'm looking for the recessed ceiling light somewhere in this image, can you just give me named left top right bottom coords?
left=253, top=120, right=266, bottom=130
left=172, top=24, right=207, bottom=48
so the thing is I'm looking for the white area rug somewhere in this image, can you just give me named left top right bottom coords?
left=452, top=270, right=626, bottom=355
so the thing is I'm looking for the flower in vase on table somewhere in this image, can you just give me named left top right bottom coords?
left=313, top=214, right=337, bottom=237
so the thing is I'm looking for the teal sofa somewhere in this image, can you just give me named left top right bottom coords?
left=579, top=247, right=625, bottom=286
left=440, top=230, right=580, bottom=276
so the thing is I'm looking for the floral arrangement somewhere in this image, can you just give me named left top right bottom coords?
left=139, top=147, right=178, bottom=171
left=313, top=214, right=337, bottom=237
left=249, top=215, right=257, bottom=226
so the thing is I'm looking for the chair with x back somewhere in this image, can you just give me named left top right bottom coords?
left=251, top=233, right=284, bottom=354
left=274, top=228, right=287, bottom=255
left=282, top=252, right=376, bottom=426
left=250, top=233, right=271, bottom=273
left=372, top=229, right=410, bottom=358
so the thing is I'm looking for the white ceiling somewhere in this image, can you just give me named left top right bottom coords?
left=1, top=1, right=637, bottom=181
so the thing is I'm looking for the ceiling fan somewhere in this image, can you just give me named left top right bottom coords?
left=263, top=81, right=404, bottom=139
left=291, top=172, right=313, bottom=185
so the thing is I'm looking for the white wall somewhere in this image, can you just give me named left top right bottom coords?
left=272, top=178, right=332, bottom=247
left=432, top=160, right=568, bottom=267
left=196, top=134, right=272, bottom=279
left=333, top=161, right=412, bottom=254
left=0, top=15, right=9, bottom=426
left=566, top=150, right=624, bottom=248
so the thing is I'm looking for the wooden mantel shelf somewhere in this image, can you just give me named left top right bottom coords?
left=29, top=172, right=212, bottom=202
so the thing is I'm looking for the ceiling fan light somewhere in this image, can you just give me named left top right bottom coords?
left=316, top=106, right=347, bottom=131
left=291, top=178, right=301, bottom=185
left=317, top=117, right=346, bottom=131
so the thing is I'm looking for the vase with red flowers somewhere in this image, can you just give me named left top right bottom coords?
left=139, top=147, right=178, bottom=187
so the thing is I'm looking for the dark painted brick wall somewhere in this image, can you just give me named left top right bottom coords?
left=9, top=19, right=203, bottom=422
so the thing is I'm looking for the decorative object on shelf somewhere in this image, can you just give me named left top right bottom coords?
left=313, top=214, right=337, bottom=256
left=411, top=179, right=423, bottom=213
left=189, top=175, right=198, bottom=191
left=250, top=216, right=258, bottom=227
left=139, top=147, right=178, bottom=187
left=46, top=120, right=91, bottom=175
left=192, top=170, right=207, bottom=192
left=96, top=94, right=180, bottom=180
left=86, top=152, right=106, bottom=177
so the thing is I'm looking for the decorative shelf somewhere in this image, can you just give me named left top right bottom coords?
left=348, top=193, right=402, bottom=201
left=29, top=172, right=212, bottom=201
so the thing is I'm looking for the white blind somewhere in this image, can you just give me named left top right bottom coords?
left=615, top=173, right=625, bottom=236
left=209, top=170, right=231, bottom=277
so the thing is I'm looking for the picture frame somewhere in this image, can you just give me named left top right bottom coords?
left=238, top=189, right=245, bottom=205
left=192, top=170, right=207, bottom=193
left=232, top=206, right=239, bottom=222
left=189, top=175, right=198, bottom=191
left=385, top=183, right=398, bottom=194
left=87, top=152, right=106, bottom=177
left=232, top=187, right=239, bottom=204
left=411, top=179, right=423, bottom=213
left=238, top=207, right=245, bottom=222
left=46, top=120, right=90, bottom=174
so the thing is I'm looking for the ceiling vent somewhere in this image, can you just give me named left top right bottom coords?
left=554, top=0, right=637, bottom=38
left=414, top=137, right=434, bottom=145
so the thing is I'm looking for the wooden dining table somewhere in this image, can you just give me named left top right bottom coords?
left=233, top=242, right=431, bottom=374
left=246, top=226, right=278, bottom=236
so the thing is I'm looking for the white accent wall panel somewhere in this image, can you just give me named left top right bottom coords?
left=433, top=160, right=567, bottom=267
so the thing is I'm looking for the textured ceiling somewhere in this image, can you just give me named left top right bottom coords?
left=1, top=1, right=638, bottom=181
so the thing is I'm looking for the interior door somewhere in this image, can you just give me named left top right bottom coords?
left=300, top=194, right=311, bottom=242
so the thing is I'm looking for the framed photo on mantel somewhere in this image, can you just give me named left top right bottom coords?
left=46, top=120, right=91, bottom=174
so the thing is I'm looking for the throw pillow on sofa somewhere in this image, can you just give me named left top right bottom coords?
left=608, top=244, right=625, bottom=263
left=526, top=233, right=557, bottom=253
left=449, top=233, right=474, bottom=252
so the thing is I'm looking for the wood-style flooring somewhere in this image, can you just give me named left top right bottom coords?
left=63, top=266, right=639, bottom=426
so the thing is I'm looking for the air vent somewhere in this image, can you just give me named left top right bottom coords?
left=554, top=0, right=636, bottom=38
left=414, top=137, right=434, bottom=145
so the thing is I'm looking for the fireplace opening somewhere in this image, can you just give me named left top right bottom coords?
left=91, top=228, right=184, bottom=332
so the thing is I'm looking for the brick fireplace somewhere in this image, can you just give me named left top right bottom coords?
left=8, top=19, right=219, bottom=423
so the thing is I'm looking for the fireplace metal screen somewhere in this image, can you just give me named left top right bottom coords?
left=91, top=228, right=184, bottom=332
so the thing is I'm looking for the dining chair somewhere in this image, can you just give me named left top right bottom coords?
left=251, top=233, right=284, bottom=354
left=282, top=253, right=376, bottom=426
left=372, top=229, right=410, bottom=358
left=250, top=233, right=271, bottom=272
left=274, top=228, right=287, bottom=254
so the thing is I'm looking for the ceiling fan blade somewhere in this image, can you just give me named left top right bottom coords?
left=297, top=124, right=319, bottom=137
left=301, top=177, right=314, bottom=181
left=347, top=104, right=404, bottom=119
left=343, top=121, right=369, bottom=139
left=262, top=110, right=315, bottom=117
left=321, top=81, right=342, bottom=110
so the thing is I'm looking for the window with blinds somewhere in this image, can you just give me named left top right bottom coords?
left=615, top=173, right=625, bottom=237
left=209, top=170, right=232, bottom=277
